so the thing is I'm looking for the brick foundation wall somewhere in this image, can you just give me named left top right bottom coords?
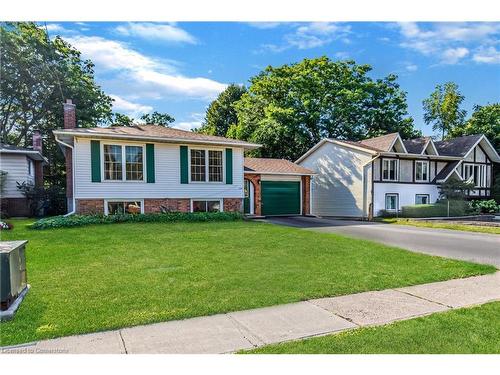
left=144, top=199, right=190, bottom=213
left=223, top=198, right=243, bottom=212
left=76, top=199, right=104, bottom=215
left=302, top=175, right=311, bottom=215
left=245, top=174, right=261, bottom=216
left=1, top=198, right=31, bottom=217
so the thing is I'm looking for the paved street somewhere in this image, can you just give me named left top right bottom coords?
left=2, top=272, right=498, bottom=354
left=266, top=216, right=500, bottom=267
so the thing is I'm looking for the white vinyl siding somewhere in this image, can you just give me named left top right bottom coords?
left=73, top=137, right=244, bottom=199
left=374, top=183, right=439, bottom=216
left=298, top=141, right=373, bottom=217
left=0, top=154, right=34, bottom=198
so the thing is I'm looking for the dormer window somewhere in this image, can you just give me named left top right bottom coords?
left=382, top=159, right=399, bottom=181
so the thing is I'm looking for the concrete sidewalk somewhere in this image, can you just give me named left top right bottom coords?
left=2, top=272, right=499, bottom=354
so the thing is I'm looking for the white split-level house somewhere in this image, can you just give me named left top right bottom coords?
left=53, top=100, right=314, bottom=216
left=297, top=132, right=500, bottom=218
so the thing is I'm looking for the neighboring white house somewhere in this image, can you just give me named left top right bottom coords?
left=297, top=132, right=500, bottom=218
left=0, top=133, right=46, bottom=216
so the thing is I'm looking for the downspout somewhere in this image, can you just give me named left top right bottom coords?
left=55, top=135, right=76, bottom=216
left=362, top=154, right=380, bottom=220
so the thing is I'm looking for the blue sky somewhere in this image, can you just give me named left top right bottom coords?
left=44, top=22, right=500, bottom=136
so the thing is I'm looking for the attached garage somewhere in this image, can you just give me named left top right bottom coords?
left=244, top=158, right=314, bottom=217
left=261, top=180, right=300, bottom=216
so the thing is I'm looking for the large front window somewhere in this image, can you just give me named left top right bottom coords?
left=382, top=159, right=398, bottom=181
left=192, top=200, right=222, bottom=212
left=104, top=144, right=144, bottom=181
left=190, top=149, right=223, bottom=182
left=463, top=163, right=487, bottom=188
left=106, top=200, right=143, bottom=215
left=415, top=161, right=429, bottom=182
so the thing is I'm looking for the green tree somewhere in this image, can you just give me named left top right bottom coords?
left=0, top=22, right=113, bottom=187
left=228, top=57, right=419, bottom=160
left=112, top=113, right=134, bottom=126
left=198, top=84, right=246, bottom=136
left=140, top=111, right=175, bottom=126
left=450, top=103, right=500, bottom=152
left=423, top=82, right=466, bottom=140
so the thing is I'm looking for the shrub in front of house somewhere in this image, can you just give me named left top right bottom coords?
left=401, top=200, right=470, bottom=218
left=469, top=199, right=499, bottom=214
left=30, top=211, right=244, bottom=230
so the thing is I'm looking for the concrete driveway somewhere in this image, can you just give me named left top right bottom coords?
left=265, top=216, right=500, bottom=268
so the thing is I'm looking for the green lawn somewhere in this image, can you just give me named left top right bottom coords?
left=244, top=302, right=500, bottom=354
left=0, top=219, right=495, bottom=346
left=380, top=218, right=500, bottom=234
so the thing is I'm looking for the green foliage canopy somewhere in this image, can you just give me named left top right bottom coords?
left=423, top=82, right=466, bottom=140
left=227, top=57, right=420, bottom=160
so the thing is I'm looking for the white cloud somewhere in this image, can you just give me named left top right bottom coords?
left=115, top=23, right=197, bottom=44
left=396, top=22, right=500, bottom=65
left=173, top=113, right=205, bottom=131
left=110, top=94, right=153, bottom=118
left=405, top=64, right=418, bottom=72
left=262, top=22, right=351, bottom=52
left=247, top=22, right=281, bottom=29
left=45, top=23, right=65, bottom=32
left=472, top=47, right=500, bottom=64
left=66, top=36, right=226, bottom=100
left=441, top=47, right=469, bottom=64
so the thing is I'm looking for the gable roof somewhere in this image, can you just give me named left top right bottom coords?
left=53, top=125, right=261, bottom=149
left=359, top=133, right=401, bottom=152
left=403, top=137, right=429, bottom=154
left=0, top=143, right=46, bottom=161
left=434, top=135, right=483, bottom=157
left=244, top=158, right=314, bottom=175
left=433, top=160, right=462, bottom=183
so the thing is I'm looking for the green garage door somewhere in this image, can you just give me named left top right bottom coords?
left=261, top=181, right=301, bottom=216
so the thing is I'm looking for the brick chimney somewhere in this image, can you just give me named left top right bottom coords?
left=32, top=130, right=42, bottom=151
left=63, top=99, right=75, bottom=210
left=63, top=99, right=76, bottom=129
left=32, top=130, right=44, bottom=186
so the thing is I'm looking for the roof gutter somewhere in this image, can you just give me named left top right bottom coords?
left=52, top=130, right=262, bottom=150
left=54, top=135, right=75, bottom=217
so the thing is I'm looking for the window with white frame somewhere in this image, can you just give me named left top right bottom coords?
left=415, top=194, right=430, bottom=205
left=385, top=193, right=398, bottom=211
left=106, top=200, right=143, bottom=215
left=192, top=200, right=222, bottom=212
left=382, top=159, right=398, bottom=181
left=463, top=163, right=487, bottom=188
left=415, top=160, right=429, bottom=182
left=103, top=144, right=144, bottom=181
left=190, top=149, right=223, bottom=182
left=27, top=159, right=34, bottom=176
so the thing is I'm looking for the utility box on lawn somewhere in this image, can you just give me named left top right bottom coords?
left=1, top=240, right=29, bottom=320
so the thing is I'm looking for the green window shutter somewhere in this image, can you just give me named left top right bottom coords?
left=180, top=145, right=188, bottom=184
left=90, top=140, right=101, bottom=182
left=225, top=148, right=233, bottom=184
left=146, top=143, right=155, bottom=183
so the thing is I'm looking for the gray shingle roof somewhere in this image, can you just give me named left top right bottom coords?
left=433, top=160, right=461, bottom=182
left=434, top=135, right=483, bottom=157
left=403, top=137, right=431, bottom=154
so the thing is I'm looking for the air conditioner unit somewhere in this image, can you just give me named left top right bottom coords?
left=1, top=240, right=29, bottom=321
